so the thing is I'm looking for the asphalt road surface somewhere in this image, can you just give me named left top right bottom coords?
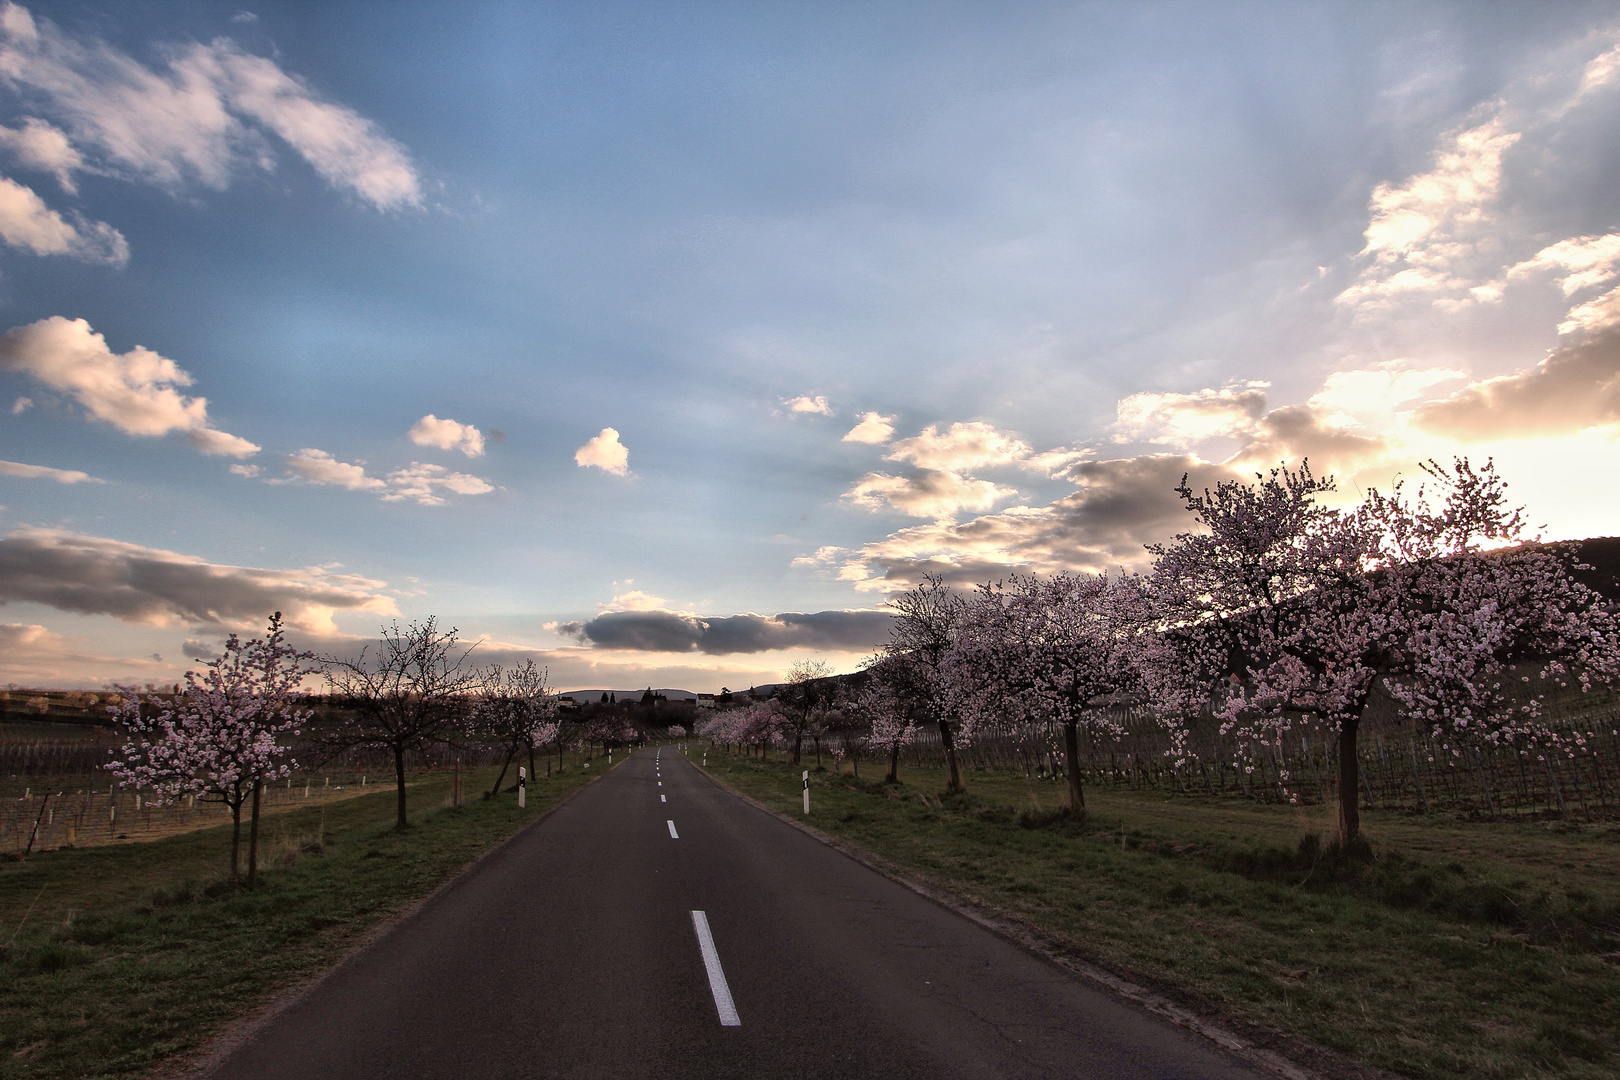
left=204, top=747, right=1266, bottom=1080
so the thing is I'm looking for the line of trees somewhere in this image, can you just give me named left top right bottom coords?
left=694, top=457, right=1618, bottom=843
left=105, top=615, right=670, bottom=882
left=850, top=457, right=1620, bottom=844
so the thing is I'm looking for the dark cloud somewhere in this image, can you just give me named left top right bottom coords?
left=1229, top=404, right=1389, bottom=474
left=556, top=608, right=894, bottom=655
left=839, top=454, right=1242, bottom=591
left=1411, top=327, right=1620, bottom=441
left=0, top=527, right=396, bottom=632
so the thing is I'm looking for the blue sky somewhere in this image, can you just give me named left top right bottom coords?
left=5, top=1, right=1620, bottom=691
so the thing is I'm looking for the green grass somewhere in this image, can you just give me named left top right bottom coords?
left=0, top=765, right=598, bottom=1079
left=696, top=749, right=1620, bottom=1080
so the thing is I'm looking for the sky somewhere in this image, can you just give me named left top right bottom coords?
left=5, top=1, right=1620, bottom=692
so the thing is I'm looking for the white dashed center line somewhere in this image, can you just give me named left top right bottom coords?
left=661, top=793, right=667, bottom=802
left=667, top=819, right=679, bottom=838
left=690, top=911, right=741, bottom=1026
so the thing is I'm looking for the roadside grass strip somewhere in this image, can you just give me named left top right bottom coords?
left=0, top=766, right=598, bottom=1080
left=697, top=752, right=1620, bottom=1080
left=690, top=910, right=741, bottom=1026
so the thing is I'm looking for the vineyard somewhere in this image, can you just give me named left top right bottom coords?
left=0, top=727, right=582, bottom=855
left=777, top=681, right=1620, bottom=825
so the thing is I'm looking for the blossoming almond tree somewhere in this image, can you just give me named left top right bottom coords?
left=958, top=572, right=1151, bottom=810
left=851, top=665, right=918, bottom=783
left=107, top=613, right=315, bottom=884
left=1148, top=458, right=1620, bottom=843
left=737, top=701, right=792, bottom=759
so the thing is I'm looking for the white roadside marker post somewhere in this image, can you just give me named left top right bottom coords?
left=802, top=770, right=810, bottom=815
left=518, top=766, right=526, bottom=809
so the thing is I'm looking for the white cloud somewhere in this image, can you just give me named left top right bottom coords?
left=0, top=316, right=257, bottom=455
left=0, top=173, right=125, bottom=261
left=381, top=462, right=494, bottom=506
left=844, top=468, right=1017, bottom=520
left=783, top=394, right=834, bottom=416
left=11, top=395, right=30, bottom=412
left=0, top=526, right=398, bottom=634
left=282, top=448, right=384, bottom=491
left=842, top=411, right=895, bottom=444
left=203, top=44, right=421, bottom=210
left=0, top=3, right=421, bottom=210
left=600, top=589, right=670, bottom=612
left=1113, top=382, right=1269, bottom=445
left=1505, top=234, right=1620, bottom=297
left=791, top=545, right=845, bottom=568
left=1023, top=447, right=1091, bottom=479
left=1570, top=41, right=1620, bottom=108
left=228, top=462, right=261, bottom=478
left=408, top=413, right=485, bottom=457
left=884, top=421, right=1034, bottom=472
left=575, top=427, right=629, bottom=475
left=1560, top=284, right=1620, bottom=336
left=0, top=458, right=99, bottom=483
left=186, top=427, right=259, bottom=457
left=1337, top=115, right=1520, bottom=311
left=279, top=450, right=492, bottom=505
left=0, top=116, right=82, bottom=190
left=1306, top=364, right=1466, bottom=425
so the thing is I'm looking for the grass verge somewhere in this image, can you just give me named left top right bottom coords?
left=0, top=766, right=597, bottom=1079
left=694, top=749, right=1620, bottom=1080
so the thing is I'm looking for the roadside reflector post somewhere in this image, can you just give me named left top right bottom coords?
left=802, top=770, right=810, bottom=814
left=518, top=766, right=527, bottom=808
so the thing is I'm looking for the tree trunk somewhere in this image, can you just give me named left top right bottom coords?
left=792, top=732, right=802, bottom=765
left=393, top=742, right=409, bottom=829
left=1063, top=720, right=1086, bottom=810
left=938, top=717, right=962, bottom=792
left=247, top=781, right=263, bottom=887
left=489, top=743, right=517, bottom=799
left=887, top=741, right=901, bottom=784
left=1337, top=715, right=1361, bottom=843
left=230, top=798, right=243, bottom=880
left=528, top=743, right=537, bottom=786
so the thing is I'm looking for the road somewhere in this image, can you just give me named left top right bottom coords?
left=203, top=747, right=1266, bottom=1080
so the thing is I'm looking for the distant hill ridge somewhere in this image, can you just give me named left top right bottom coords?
left=557, top=685, right=783, bottom=702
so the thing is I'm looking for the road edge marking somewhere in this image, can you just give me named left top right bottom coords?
left=690, top=910, right=742, bottom=1027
